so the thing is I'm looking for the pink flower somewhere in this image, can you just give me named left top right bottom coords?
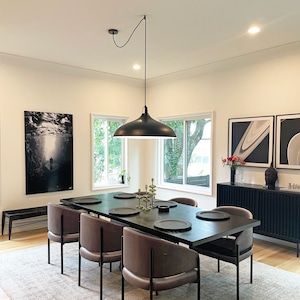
left=222, top=156, right=245, bottom=170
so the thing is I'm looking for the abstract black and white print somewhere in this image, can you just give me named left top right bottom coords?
left=276, top=114, right=300, bottom=169
left=228, top=116, right=274, bottom=168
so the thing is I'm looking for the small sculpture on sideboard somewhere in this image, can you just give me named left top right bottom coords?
left=265, top=162, right=278, bottom=190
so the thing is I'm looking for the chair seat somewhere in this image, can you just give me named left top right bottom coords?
left=197, top=238, right=238, bottom=256
left=48, top=231, right=79, bottom=243
left=123, top=267, right=198, bottom=291
left=194, top=238, right=253, bottom=263
left=80, top=247, right=121, bottom=263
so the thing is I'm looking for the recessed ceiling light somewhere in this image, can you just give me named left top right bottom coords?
left=248, top=26, right=260, bottom=34
left=133, top=64, right=141, bottom=70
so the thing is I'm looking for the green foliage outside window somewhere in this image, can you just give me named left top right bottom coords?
left=93, top=117, right=124, bottom=186
left=163, top=117, right=211, bottom=187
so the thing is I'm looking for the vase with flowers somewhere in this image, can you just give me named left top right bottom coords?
left=222, top=156, right=245, bottom=185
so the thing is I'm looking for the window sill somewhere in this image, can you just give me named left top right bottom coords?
left=92, top=183, right=130, bottom=191
left=157, top=183, right=212, bottom=196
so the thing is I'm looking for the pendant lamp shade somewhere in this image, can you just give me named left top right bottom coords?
left=114, top=106, right=176, bottom=138
left=109, top=16, right=176, bottom=139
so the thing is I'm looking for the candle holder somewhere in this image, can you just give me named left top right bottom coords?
left=148, top=178, right=156, bottom=208
left=136, top=179, right=157, bottom=212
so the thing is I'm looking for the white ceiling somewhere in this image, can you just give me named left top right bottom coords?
left=1, top=0, right=300, bottom=80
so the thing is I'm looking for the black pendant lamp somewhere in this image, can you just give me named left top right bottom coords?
left=109, top=16, right=176, bottom=139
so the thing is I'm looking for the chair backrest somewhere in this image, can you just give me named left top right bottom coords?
left=47, top=203, right=81, bottom=235
left=214, top=206, right=253, bottom=219
left=80, top=213, right=123, bottom=253
left=214, top=206, right=253, bottom=250
left=170, top=197, right=198, bottom=207
left=123, top=227, right=199, bottom=278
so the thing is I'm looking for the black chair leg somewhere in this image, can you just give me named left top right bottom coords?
left=197, top=255, right=200, bottom=300
left=60, top=215, right=64, bottom=274
left=250, top=255, right=253, bottom=284
left=236, top=244, right=240, bottom=300
left=47, top=238, right=50, bottom=264
left=61, top=242, right=63, bottom=274
left=150, top=248, right=153, bottom=300
left=78, top=254, right=81, bottom=286
left=121, top=275, right=125, bottom=300
left=236, top=262, right=239, bottom=300
left=100, top=265, right=103, bottom=300
left=121, top=236, right=125, bottom=300
left=100, top=263, right=103, bottom=300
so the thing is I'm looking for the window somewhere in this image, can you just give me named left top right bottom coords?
left=92, top=114, right=127, bottom=189
left=158, top=113, right=213, bottom=195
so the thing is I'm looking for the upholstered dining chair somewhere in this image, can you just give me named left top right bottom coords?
left=170, top=197, right=198, bottom=207
left=47, top=203, right=82, bottom=274
left=192, top=206, right=253, bottom=300
left=121, top=227, right=200, bottom=300
left=78, top=213, right=123, bottom=300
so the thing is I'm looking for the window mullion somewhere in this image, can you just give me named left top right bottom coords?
left=105, top=121, right=109, bottom=183
left=183, top=120, right=187, bottom=184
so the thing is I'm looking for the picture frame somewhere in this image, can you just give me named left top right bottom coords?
left=275, top=113, right=300, bottom=169
left=228, top=116, right=274, bottom=167
left=25, top=111, right=74, bottom=194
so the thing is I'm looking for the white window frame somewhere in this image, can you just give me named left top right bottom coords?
left=157, top=112, right=213, bottom=196
left=91, top=114, right=128, bottom=190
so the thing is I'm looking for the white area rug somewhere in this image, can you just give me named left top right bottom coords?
left=0, top=242, right=300, bottom=300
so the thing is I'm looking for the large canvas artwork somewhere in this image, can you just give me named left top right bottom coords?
left=276, top=113, right=300, bottom=169
left=25, top=111, right=73, bottom=194
left=228, top=116, right=274, bottom=167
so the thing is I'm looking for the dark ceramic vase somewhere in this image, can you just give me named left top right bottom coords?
left=230, top=168, right=236, bottom=185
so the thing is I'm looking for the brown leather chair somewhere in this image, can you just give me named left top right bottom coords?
left=47, top=203, right=81, bottom=274
left=170, top=197, right=198, bottom=207
left=122, top=227, right=200, bottom=300
left=192, top=206, right=253, bottom=300
left=78, top=213, right=123, bottom=300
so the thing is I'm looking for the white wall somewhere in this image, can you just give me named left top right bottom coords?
left=146, top=49, right=300, bottom=208
left=0, top=55, right=145, bottom=221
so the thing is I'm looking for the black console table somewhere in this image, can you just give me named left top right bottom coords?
left=217, top=183, right=300, bottom=256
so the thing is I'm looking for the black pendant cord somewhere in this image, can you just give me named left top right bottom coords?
left=109, top=15, right=148, bottom=110
left=110, top=16, right=176, bottom=138
left=144, top=15, right=147, bottom=109
left=110, top=16, right=146, bottom=49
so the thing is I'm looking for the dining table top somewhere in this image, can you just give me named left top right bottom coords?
left=60, top=192, right=261, bottom=247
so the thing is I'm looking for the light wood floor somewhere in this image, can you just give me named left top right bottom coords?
left=1, top=228, right=300, bottom=275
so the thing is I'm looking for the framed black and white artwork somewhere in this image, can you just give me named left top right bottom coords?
left=276, top=113, right=300, bottom=169
left=228, top=116, right=274, bottom=167
left=24, top=111, right=73, bottom=194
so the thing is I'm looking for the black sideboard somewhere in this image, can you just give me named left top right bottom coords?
left=217, top=183, right=300, bottom=256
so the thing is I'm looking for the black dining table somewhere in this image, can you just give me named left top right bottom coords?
left=60, top=192, right=261, bottom=248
